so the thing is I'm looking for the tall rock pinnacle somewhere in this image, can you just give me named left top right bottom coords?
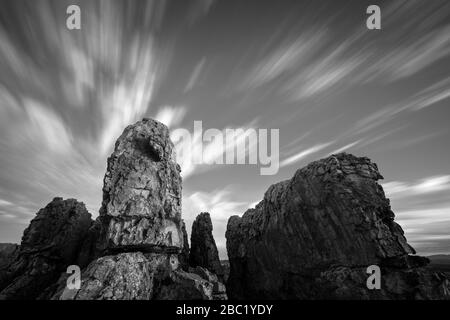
left=189, top=212, right=223, bottom=278
left=100, top=118, right=183, bottom=252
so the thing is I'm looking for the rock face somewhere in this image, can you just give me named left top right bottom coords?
left=189, top=266, right=228, bottom=300
left=179, top=221, right=190, bottom=271
left=189, top=212, right=223, bottom=278
left=50, top=119, right=225, bottom=300
left=53, top=252, right=177, bottom=300
left=99, top=118, right=183, bottom=252
left=226, top=153, right=450, bottom=300
left=0, top=198, right=92, bottom=300
left=0, top=244, right=19, bottom=270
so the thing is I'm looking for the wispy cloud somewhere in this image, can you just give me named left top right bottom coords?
left=396, top=205, right=450, bottom=255
left=383, top=175, right=450, bottom=199
left=23, top=99, right=73, bottom=154
left=242, top=30, right=327, bottom=90
left=350, top=77, right=450, bottom=136
left=280, top=142, right=333, bottom=168
left=183, top=187, right=247, bottom=221
left=155, top=106, right=187, bottom=128
left=171, top=120, right=260, bottom=178
left=184, top=58, right=206, bottom=92
left=328, top=140, right=361, bottom=155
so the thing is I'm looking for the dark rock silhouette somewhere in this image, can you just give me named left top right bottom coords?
left=189, top=212, right=223, bottom=278
left=0, top=198, right=92, bottom=300
left=179, top=220, right=190, bottom=271
left=226, top=153, right=450, bottom=299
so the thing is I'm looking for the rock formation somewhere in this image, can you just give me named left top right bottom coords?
left=50, top=118, right=226, bottom=300
left=99, top=118, right=183, bottom=252
left=0, top=244, right=19, bottom=270
left=226, top=153, right=450, bottom=299
left=0, top=198, right=92, bottom=300
left=179, top=220, right=190, bottom=271
left=189, top=212, right=223, bottom=278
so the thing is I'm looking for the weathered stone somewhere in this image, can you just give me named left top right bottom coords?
left=155, top=269, right=214, bottom=300
left=189, top=266, right=227, bottom=300
left=50, top=119, right=222, bottom=301
left=0, top=198, right=92, bottom=300
left=226, top=153, right=450, bottom=299
left=53, top=252, right=178, bottom=300
left=189, top=212, right=223, bottom=278
left=99, top=118, right=183, bottom=252
left=0, top=244, right=19, bottom=270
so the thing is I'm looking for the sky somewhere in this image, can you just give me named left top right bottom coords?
left=0, top=0, right=449, bottom=259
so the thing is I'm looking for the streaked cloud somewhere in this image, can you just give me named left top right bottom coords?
left=184, top=58, right=206, bottom=92
left=383, top=175, right=450, bottom=199
left=23, top=99, right=73, bottom=154
left=183, top=187, right=247, bottom=221
left=171, top=120, right=260, bottom=178
left=155, top=106, right=187, bottom=128
left=242, top=30, right=327, bottom=90
left=328, top=140, right=361, bottom=155
left=280, top=142, right=333, bottom=168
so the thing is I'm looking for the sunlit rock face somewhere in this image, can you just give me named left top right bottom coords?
left=100, top=118, right=183, bottom=252
left=226, top=153, right=450, bottom=300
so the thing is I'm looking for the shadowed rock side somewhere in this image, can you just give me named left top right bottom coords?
left=0, top=244, right=19, bottom=270
left=179, top=220, right=190, bottom=271
left=0, top=198, right=92, bottom=300
left=226, top=153, right=450, bottom=300
left=50, top=118, right=226, bottom=300
left=190, top=212, right=223, bottom=278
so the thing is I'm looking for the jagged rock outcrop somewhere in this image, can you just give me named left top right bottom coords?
left=50, top=119, right=225, bottom=300
left=226, top=153, right=450, bottom=300
left=190, top=212, right=223, bottom=278
left=98, top=118, right=183, bottom=252
left=0, top=198, right=92, bottom=300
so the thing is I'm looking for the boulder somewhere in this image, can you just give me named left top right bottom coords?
left=226, top=153, right=450, bottom=299
left=0, top=198, right=92, bottom=300
left=189, top=212, right=223, bottom=278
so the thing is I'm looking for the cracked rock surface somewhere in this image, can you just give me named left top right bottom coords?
left=99, top=118, right=183, bottom=252
left=50, top=119, right=224, bottom=300
left=226, top=153, right=450, bottom=299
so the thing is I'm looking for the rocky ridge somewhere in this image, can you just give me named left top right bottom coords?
left=0, top=119, right=448, bottom=300
left=226, top=153, right=450, bottom=299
